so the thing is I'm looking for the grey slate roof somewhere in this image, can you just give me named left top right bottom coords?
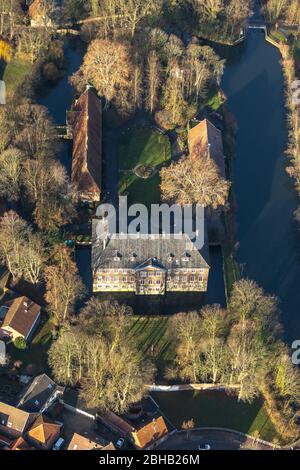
left=17, top=374, right=64, bottom=414
left=92, top=220, right=210, bottom=271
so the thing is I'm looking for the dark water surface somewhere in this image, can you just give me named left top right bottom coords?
left=38, top=38, right=85, bottom=125
left=222, top=30, right=300, bottom=341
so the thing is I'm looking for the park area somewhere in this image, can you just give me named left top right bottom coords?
left=118, top=126, right=171, bottom=206
left=126, top=316, right=281, bottom=444
left=152, top=390, right=281, bottom=444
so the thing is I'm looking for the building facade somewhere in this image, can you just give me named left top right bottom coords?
left=92, top=220, right=210, bottom=295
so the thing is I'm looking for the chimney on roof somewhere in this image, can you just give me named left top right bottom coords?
left=96, top=217, right=110, bottom=250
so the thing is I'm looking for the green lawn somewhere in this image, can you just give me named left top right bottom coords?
left=7, top=317, right=54, bottom=375
left=3, top=57, right=33, bottom=98
left=118, top=126, right=171, bottom=206
left=127, top=316, right=174, bottom=379
left=152, top=390, right=282, bottom=444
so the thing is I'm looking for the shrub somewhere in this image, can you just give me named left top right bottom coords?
left=14, top=337, right=27, bottom=350
left=42, top=62, right=62, bottom=82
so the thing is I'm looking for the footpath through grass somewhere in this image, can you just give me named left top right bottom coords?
left=118, top=126, right=171, bottom=206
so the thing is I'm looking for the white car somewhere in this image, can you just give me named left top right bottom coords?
left=116, top=438, right=125, bottom=449
left=52, top=437, right=65, bottom=450
left=198, top=443, right=211, bottom=450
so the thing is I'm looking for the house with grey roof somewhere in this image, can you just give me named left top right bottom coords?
left=92, top=219, right=210, bottom=295
left=0, top=402, right=37, bottom=439
left=17, top=374, right=64, bottom=414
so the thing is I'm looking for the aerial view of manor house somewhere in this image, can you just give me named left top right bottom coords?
left=0, top=0, right=300, bottom=456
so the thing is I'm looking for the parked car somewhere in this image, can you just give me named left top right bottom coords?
left=198, top=443, right=211, bottom=450
left=116, top=438, right=125, bottom=449
left=52, top=437, right=65, bottom=450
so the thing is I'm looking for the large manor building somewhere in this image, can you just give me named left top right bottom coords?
left=92, top=219, right=210, bottom=295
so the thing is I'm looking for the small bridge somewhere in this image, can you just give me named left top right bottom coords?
left=248, top=24, right=267, bottom=31
left=247, top=18, right=268, bottom=31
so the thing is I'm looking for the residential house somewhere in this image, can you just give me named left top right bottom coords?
left=130, top=416, right=169, bottom=450
left=0, top=296, right=41, bottom=343
left=92, top=219, right=210, bottom=295
left=17, top=373, right=65, bottom=414
left=0, top=433, right=13, bottom=449
left=188, top=118, right=226, bottom=178
left=99, top=410, right=135, bottom=438
left=67, top=432, right=115, bottom=451
left=27, top=415, right=62, bottom=450
left=67, top=87, right=102, bottom=202
left=10, top=436, right=33, bottom=450
left=28, top=0, right=62, bottom=27
left=0, top=402, right=37, bottom=439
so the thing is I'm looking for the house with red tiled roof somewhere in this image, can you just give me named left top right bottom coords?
left=130, top=416, right=169, bottom=450
left=188, top=118, right=226, bottom=178
left=99, top=409, right=135, bottom=438
left=67, top=87, right=102, bottom=202
left=27, top=415, right=62, bottom=450
left=28, top=0, right=62, bottom=27
left=10, top=436, right=33, bottom=450
left=0, top=296, right=41, bottom=343
left=67, top=432, right=115, bottom=451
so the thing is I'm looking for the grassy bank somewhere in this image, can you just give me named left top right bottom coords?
left=3, top=57, right=33, bottom=99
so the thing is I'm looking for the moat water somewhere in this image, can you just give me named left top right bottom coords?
left=222, top=30, right=300, bottom=342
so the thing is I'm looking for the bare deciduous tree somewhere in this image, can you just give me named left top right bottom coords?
left=0, top=148, right=23, bottom=201
left=160, top=153, right=230, bottom=208
left=0, top=211, right=45, bottom=284
left=145, top=51, right=161, bottom=113
left=79, top=39, right=133, bottom=109
left=48, top=320, right=155, bottom=413
left=45, top=246, right=85, bottom=327
left=199, top=305, right=228, bottom=383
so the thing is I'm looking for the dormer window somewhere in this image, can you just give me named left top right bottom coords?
left=114, top=251, right=122, bottom=262
left=130, top=253, right=137, bottom=262
left=167, top=253, right=174, bottom=262
left=182, top=252, right=191, bottom=262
